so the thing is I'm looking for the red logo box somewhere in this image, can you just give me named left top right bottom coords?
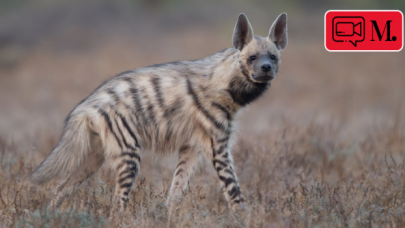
left=325, top=10, right=403, bottom=52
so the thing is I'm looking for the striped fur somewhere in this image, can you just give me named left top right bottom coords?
left=31, top=13, right=288, bottom=216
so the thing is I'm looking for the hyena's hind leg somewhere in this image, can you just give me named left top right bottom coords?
left=48, top=138, right=105, bottom=210
left=167, top=146, right=200, bottom=218
left=110, top=149, right=141, bottom=214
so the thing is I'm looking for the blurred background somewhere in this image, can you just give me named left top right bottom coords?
left=0, top=0, right=404, bottom=145
left=0, top=0, right=404, bottom=226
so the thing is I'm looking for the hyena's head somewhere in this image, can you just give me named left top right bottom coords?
left=233, top=13, right=288, bottom=83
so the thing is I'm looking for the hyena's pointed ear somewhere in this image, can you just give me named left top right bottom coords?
left=233, top=13, right=254, bottom=50
left=268, top=13, right=288, bottom=50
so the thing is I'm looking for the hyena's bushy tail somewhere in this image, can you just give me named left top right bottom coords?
left=31, top=112, right=92, bottom=185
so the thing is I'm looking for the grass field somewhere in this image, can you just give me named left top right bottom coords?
left=0, top=1, right=405, bottom=227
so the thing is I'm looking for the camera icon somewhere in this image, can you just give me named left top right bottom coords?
left=332, top=16, right=365, bottom=47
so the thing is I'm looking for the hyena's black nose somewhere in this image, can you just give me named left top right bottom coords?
left=261, top=64, right=272, bottom=72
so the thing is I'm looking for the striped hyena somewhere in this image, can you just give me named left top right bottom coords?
left=31, top=13, right=288, bottom=217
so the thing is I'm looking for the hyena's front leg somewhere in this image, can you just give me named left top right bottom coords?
left=111, top=149, right=141, bottom=214
left=167, top=146, right=199, bottom=217
left=210, top=138, right=246, bottom=214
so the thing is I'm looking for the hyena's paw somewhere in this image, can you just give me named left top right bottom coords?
left=108, top=197, right=128, bottom=220
left=231, top=202, right=252, bottom=227
left=108, top=207, right=121, bottom=221
left=108, top=207, right=131, bottom=223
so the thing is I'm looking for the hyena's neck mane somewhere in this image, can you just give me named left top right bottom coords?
left=204, top=48, right=270, bottom=108
left=227, top=77, right=269, bottom=107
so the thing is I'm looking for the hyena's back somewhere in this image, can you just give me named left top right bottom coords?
left=31, top=50, right=236, bottom=184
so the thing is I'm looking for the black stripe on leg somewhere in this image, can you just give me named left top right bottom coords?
left=213, top=159, right=228, bottom=168
left=120, top=182, right=133, bottom=189
left=216, top=144, right=227, bottom=155
left=117, top=159, right=138, bottom=171
left=176, top=160, right=186, bottom=168
left=97, top=108, right=123, bottom=149
left=121, top=152, right=141, bottom=162
left=123, top=159, right=138, bottom=166
left=228, top=186, right=241, bottom=200
left=118, top=172, right=136, bottom=184
left=216, top=166, right=224, bottom=172
left=219, top=176, right=236, bottom=188
left=217, top=136, right=229, bottom=143
left=175, top=168, right=184, bottom=176
left=224, top=169, right=235, bottom=177
left=119, top=165, right=137, bottom=177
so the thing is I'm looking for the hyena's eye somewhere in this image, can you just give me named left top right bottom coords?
left=250, top=56, right=256, bottom=61
left=270, top=55, right=277, bottom=60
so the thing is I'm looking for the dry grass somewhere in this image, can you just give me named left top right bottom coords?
left=0, top=113, right=404, bottom=227
left=1, top=1, right=405, bottom=227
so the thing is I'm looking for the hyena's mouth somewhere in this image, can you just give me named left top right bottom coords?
left=252, top=74, right=274, bottom=83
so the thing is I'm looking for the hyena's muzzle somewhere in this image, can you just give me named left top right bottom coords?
left=251, top=53, right=278, bottom=82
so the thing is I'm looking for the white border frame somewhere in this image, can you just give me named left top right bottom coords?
left=324, top=10, right=404, bottom=52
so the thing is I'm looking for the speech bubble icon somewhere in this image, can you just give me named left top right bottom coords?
left=332, top=16, right=365, bottom=47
